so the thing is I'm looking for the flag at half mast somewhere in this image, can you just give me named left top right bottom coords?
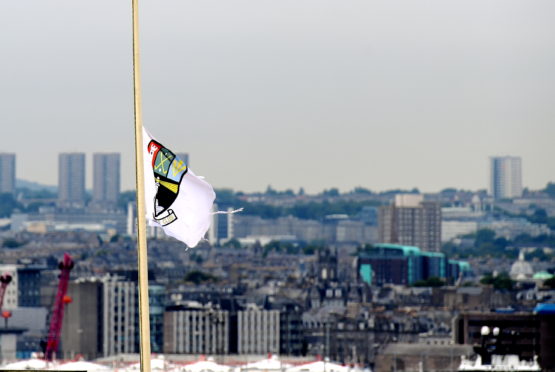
left=143, top=127, right=215, bottom=247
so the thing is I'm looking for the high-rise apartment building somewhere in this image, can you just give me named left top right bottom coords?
left=58, top=153, right=86, bottom=208
left=0, top=153, right=16, bottom=194
left=92, top=153, right=120, bottom=207
left=490, top=156, right=522, bottom=200
left=378, top=194, right=442, bottom=252
left=208, top=205, right=235, bottom=245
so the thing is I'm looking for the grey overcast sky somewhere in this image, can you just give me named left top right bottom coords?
left=1, top=1, right=554, bottom=193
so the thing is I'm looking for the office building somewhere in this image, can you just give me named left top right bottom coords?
left=238, top=306, right=280, bottom=354
left=490, top=156, right=522, bottom=200
left=357, top=244, right=470, bottom=286
left=92, top=153, right=120, bottom=208
left=58, top=153, right=86, bottom=208
left=163, top=304, right=229, bottom=355
left=17, top=266, right=42, bottom=307
left=0, top=153, right=16, bottom=194
left=454, top=305, right=555, bottom=371
left=379, top=194, right=441, bottom=252
left=62, top=275, right=138, bottom=359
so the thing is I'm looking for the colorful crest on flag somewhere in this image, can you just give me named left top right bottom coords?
left=147, top=140, right=188, bottom=226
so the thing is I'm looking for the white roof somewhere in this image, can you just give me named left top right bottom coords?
left=126, top=356, right=175, bottom=371
left=2, top=358, right=49, bottom=370
left=182, top=359, right=232, bottom=372
left=241, top=355, right=292, bottom=371
left=287, top=361, right=349, bottom=372
left=52, top=361, right=110, bottom=371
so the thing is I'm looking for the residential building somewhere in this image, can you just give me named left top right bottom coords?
left=163, top=303, right=229, bottom=355
left=379, top=194, right=442, bottom=252
left=92, top=153, right=120, bottom=208
left=237, top=305, right=280, bottom=354
left=209, top=205, right=235, bottom=245
left=17, top=266, right=42, bottom=307
left=61, top=275, right=138, bottom=359
left=0, top=153, right=15, bottom=194
left=58, top=153, right=86, bottom=208
left=490, top=156, right=523, bottom=200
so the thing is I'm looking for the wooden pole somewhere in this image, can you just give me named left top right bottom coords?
left=131, top=0, right=151, bottom=371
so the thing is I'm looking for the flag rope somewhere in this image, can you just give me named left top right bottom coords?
left=131, top=1, right=152, bottom=372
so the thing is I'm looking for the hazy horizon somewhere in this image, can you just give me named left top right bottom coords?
left=2, top=1, right=554, bottom=194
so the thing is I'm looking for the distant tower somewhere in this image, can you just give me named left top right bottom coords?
left=92, top=153, right=120, bottom=208
left=208, top=204, right=235, bottom=245
left=490, top=156, right=522, bottom=200
left=378, top=194, right=442, bottom=252
left=0, top=153, right=16, bottom=194
left=58, top=153, right=86, bottom=208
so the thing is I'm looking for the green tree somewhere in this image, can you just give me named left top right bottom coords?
left=0, top=194, right=21, bottom=217
left=480, top=272, right=515, bottom=290
left=544, top=277, right=555, bottom=289
left=183, top=270, right=219, bottom=285
left=413, top=277, right=445, bottom=287
left=2, top=238, right=22, bottom=249
left=322, top=188, right=340, bottom=197
left=117, top=190, right=136, bottom=210
left=223, top=238, right=242, bottom=249
left=544, top=182, right=555, bottom=199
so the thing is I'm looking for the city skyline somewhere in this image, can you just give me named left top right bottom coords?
left=6, top=150, right=554, bottom=194
left=1, top=1, right=554, bottom=193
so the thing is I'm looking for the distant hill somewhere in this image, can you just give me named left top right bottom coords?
left=16, top=179, right=57, bottom=192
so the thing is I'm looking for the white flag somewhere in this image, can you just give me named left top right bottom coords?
left=143, top=127, right=215, bottom=248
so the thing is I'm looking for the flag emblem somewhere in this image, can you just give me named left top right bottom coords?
left=147, top=140, right=187, bottom=226
left=143, top=128, right=216, bottom=248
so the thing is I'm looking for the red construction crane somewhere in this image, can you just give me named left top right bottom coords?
left=44, top=253, right=74, bottom=361
left=0, top=273, right=13, bottom=311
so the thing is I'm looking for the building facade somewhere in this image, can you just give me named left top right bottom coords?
left=92, top=153, right=120, bottom=208
left=0, top=264, right=18, bottom=309
left=237, top=306, right=280, bottom=354
left=0, top=153, right=15, bottom=195
left=58, top=153, right=86, bottom=208
left=379, top=194, right=441, bottom=252
left=61, top=275, right=139, bottom=359
left=163, top=305, right=229, bottom=355
left=490, top=156, right=522, bottom=200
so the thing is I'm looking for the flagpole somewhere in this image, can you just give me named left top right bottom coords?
left=131, top=1, right=152, bottom=372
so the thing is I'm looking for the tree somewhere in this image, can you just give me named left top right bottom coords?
left=544, top=277, right=555, bottom=289
left=183, top=270, right=219, bottom=285
left=413, top=277, right=445, bottom=287
left=0, top=194, right=21, bottom=217
left=353, top=187, right=373, bottom=195
left=544, top=182, right=555, bottom=199
left=223, top=238, right=241, bottom=249
left=322, top=188, right=340, bottom=197
left=480, top=272, right=515, bottom=291
left=2, top=238, right=22, bottom=249
left=475, top=229, right=496, bottom=245
left=117, top=191, right=136, bottom=211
